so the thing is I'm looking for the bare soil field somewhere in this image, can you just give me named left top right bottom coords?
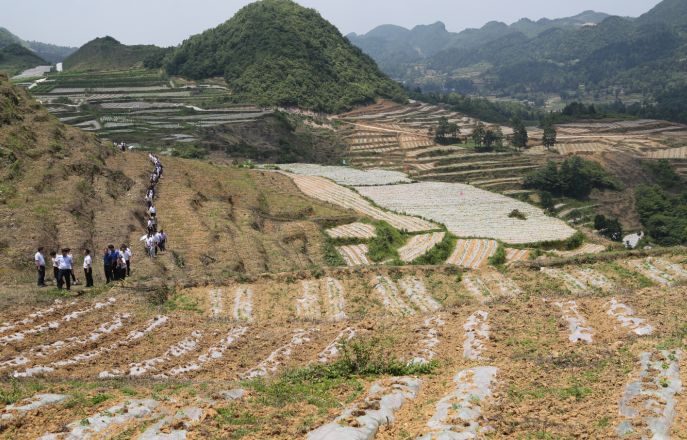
left=1, top=254, right=686, bottom=439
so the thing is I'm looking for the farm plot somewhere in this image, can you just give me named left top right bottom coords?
left=555, top=143, right=611, bottom=155
left=506, top=248, right=530, bottom=263
left=326, top=222, right=376, bottom=239
left=447, top=239, right=497, bottom=269
left=308, top=377, right=421, bottom=440
left=294, top=278, right=348, bottom=321
left=417, top=367, right=498, bottom=439
left=289, top=175, right=436, bottom=232
left=554, top=300, right=594, bottom=344
left=279, top=164, right=411, bottom=186
left=397, top=232, right=446, bottom=262
left=553, top=243, right=606, bottom=257
left=648, top=146, right=687, bottom=159
left=337, top=244, right=370, bottom=266
left=409, top=316, right=445, bottom=365
left=625, top=258, right=682, bottom=285
left=355, top=182, right=576, bottom=244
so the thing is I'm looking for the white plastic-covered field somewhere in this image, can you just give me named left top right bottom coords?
left=290, top=175, right=435, bottom=232
left=325, top=222, right=376, bottom=239
left=355, top=182, right=576, bottom=244
left=279, top=164, right=410, bottom=186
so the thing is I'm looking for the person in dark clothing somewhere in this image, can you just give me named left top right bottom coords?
left=103, top=247, right=113, bottom=284
left=83, top=249, right=93, bottom=287
left=108, top=245, right=120, bottom=281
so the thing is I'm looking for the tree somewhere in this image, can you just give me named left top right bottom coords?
left=542, top=123, right=557, bottom=150
left=511, top=117, right=528, bottom=150
left=540, top=191, right=555, bottom=212
left=482, top=127, right=503, bottom=151
left=435, top=117, right=460, bottom=145
left=472, top=122, right=486, bottom=148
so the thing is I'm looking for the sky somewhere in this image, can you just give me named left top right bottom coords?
left=3, top=0, right=663, bottom=48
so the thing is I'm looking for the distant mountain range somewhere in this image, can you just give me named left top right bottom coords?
left=347, top=10, right=613, bottom=76
left=347, top=0, right=687, bottom=106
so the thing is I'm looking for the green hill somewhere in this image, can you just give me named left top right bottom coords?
left=164, top=0, right=405, bottom=113
left=0, top=44, right=46, bottom=76
left=64, top=36, right=166, bottom=71
left=0, top=27, right=76, bottom=64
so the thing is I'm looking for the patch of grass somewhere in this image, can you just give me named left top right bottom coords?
left=413, top=233, right=456, bottom=265
left=488, top=243, right=507, bottom=267
left=0, top=379, right=44, bottom=405
left=323, top=236, right=345, bottom=267
left=90, top=393, right=112, bottom=406
left=162, top=293, right=203, bottom=313
left=367, top=221, right=405, bottom=262
left=606, top=262, right=653, bottom=288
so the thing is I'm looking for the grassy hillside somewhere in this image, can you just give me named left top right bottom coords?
left=64, top=36, right=166, bottom=71
left=0, top=44, right=46, bottom=76
left=165, top=0, right=406, bottom=113
left=0, top=73, right=354, bottom=283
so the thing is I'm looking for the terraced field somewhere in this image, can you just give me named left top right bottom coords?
left=22, top=69, right=272, bottom=149
left=334, top=101, right=687, bottom=193
left=1, top=254, right=685, bottom=439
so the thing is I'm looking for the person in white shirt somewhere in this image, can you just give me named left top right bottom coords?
left=34, top=247, right=46, bottom=287
left=50, top=251, right=58, bottom=284
left=153, top=231, right=162, bottom=255
left=122, top=245, right=132, bottom=276
left=145, top=234, right=156, bottom=258
left=149, top=205, right=157, bottom=218
left=83, top=249, right=93, bottom=287
left=56, top=248, right=73, bottom=291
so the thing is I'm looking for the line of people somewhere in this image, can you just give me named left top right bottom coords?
left=32, top=153, right=168, bottom=290
left=143, top=154, right=167, bottom=258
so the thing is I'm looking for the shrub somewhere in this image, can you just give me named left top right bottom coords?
left=564, top=232, right=585, bottom=250
left=508, top=209, right=527, bottom=220
left=489, top=243, right=507, bottom=266
left=367, top=221, right=404, bottom=262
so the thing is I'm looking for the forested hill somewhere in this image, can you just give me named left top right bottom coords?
left=63, top=36, right=167, bottom=71
left=164, top=0, right=406, bottom=113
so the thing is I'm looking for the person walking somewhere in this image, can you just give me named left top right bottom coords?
left=56, top=248, right=73, bottom=291
left=117, top=246, right=128, bottom=280
left=158, top=230, right=167, bottom=252
left=83, top=249, right=93, bottom=288
left=149, top=205, right=156, bottom=218
left=124, top=245, right=132, bottom=276
left=34, top=247, right=46, bottom=287
left=145, top=234, right=156, bottom=258
left=50, top=251, right=58, bottom=284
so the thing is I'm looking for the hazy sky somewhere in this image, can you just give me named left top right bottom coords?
left=4, top=0, right=662, bottom=47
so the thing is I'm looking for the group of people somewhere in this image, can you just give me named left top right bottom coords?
left=115, top=141, right=128, bottom=152
left=144, top=154, right=167, bottom=258
left=34, top=247, right=98, bottom=290
left=103, top=244, right=132, bottom=283
left=32, top=153, right=168, bottom=290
